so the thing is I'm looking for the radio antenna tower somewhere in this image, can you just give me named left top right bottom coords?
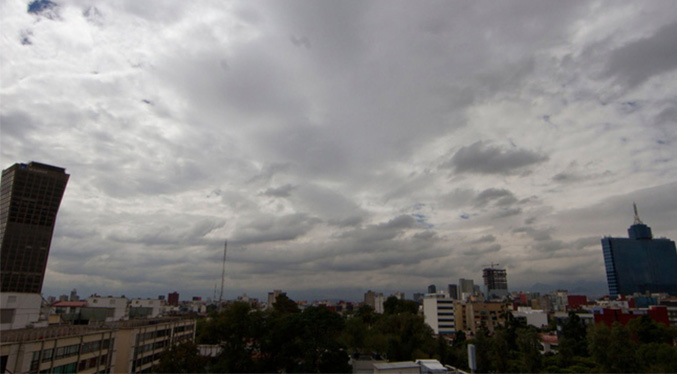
left=218, top=240, right=227, bottom=312
left=633, top=202, right=644, bottom=225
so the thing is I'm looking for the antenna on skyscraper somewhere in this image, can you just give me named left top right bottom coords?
left=633, top=202, right=643, bottom=224
left=218, top=240, right=227, bottom=312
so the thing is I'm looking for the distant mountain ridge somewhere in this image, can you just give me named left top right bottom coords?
left=527, top=280, right=608, bottom=298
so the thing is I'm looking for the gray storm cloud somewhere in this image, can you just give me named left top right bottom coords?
left=1, top=0, right=676, bottom=299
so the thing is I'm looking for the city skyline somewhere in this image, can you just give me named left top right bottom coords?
left=1, top=1, right=676, bottom=301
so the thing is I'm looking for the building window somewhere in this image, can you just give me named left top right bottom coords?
left=0, top=309, right=15, bottom=324
left=30, top=351, right=40, bottom=372
left=53, top=362, right=77, bottom=374
left=42, top=349, right=53, bottom=362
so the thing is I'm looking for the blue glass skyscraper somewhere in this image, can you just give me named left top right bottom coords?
left=601, top=204, right=677, bottom=298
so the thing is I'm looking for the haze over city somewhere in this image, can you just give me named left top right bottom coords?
left=1, top=0, right=676, bottom=301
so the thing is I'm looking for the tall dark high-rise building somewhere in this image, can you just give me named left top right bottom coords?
left=483, top=267, right=508, bottom=300
left=168, top=291, right=180, bottom=306
left=601, top=204, right=677, bottom=298
left=1, top=162, right=69, bottom=293
left=447, top=284, right=458, bottom=300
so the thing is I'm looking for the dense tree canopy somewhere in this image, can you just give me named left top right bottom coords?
left=163, top=299, right=677, bottom=373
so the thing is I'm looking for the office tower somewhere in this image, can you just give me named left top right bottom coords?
left=69, top=288, right=79, bottom=301
left=267, top=289, right=284, bottom=310
left=447, top=284, right=458, bottom=300
left=364, top=290, right=376, bottom=308
left=601, top=204, right=677, bottom=298
left=483, top=267, right=508, bottom=300
left=168, top=292, right=179, bottom=306
left=427, top=284, right=437, bottom=294
left=1, top=162, right=69, bottom=293
left=459, top=278, right=474, bottom=298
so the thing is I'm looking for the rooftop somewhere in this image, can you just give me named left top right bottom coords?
left=373, top=361, right=421, bottom=370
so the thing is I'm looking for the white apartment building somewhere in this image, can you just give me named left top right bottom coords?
left=513, top=307, right=548, bottom=328
left=87, top=296, right=128, bottom=322
left=0, top=293, right=46, bottom=330
left=422, top=294, right=456, bottom=335
left=374, top=294, right=386, bottom=314
left=129, top=299, right=163, bottom=319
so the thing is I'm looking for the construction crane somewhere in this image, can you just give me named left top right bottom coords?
left=218, top=240, right=227, bottom=312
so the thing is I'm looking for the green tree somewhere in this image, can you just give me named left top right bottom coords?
left=607, top=322, right=638, bottom=373
left=372, top=313, right=436, bottom=361
left=153, top=342, right=208, bottom=373
left=557, top=312, right=589, bottom=369
left=636, top=342, right=677, bottom=373
left=588, top=323, right=612, bottom=371
left=516, top=326, right=542, bottom=373
left=273, top=293, right=301, bottom=314
left=588, top=322, right=638, bottom=373
left=258, top=309, right=301, bottom=372
left=472, top=328, right=493, bottom=373
left=435, top=335, right=449, bottom=363
left=628, top=315, right=672, bottom=345
left=295, top=306, right=350, bottom=373
left=340, top=316, right=368, bottom=351
left=207, top=302, right=267, bottom=373
left=490, top=328, right=510, bottom=373
left=446, top=338, right=468, bottom=369
left=383, top=296, right=419, bottom=315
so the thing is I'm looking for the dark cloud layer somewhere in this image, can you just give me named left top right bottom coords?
left=444, top=141, right=548, bottom=175
left=604, top=21, right=677, bottom=89
left=1, top=0, right=675, bottom=300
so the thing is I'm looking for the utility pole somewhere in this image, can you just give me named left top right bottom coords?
left=218, top=240, right=227, bottom=312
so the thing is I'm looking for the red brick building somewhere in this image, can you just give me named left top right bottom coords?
left=593, top=305, right=670, bottom=327
left=168, top=292, right=179, bottom=307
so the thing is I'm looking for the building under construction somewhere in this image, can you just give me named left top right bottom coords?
left=483, top=267, right=508, bottom=300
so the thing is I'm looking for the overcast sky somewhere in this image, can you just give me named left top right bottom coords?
left=2, top=0, right=676, bottom=301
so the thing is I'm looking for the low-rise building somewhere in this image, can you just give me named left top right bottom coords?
left=466, top=301, right=508, bottom=334
left=87, top=296, right=128, bottom=321
left=1, top=325, right=117, bottom=373
left=111, top=318, right=195, bottom=373
left=0, top=293, right=46, bottom=330
left=0, top=318, right=196, bottom=374
left=373, top=361, right=422, bottom=374
left=129, top=299, right=163, bottom=319
left=593, top=305, right=670, bottom=327
left=513, top=307, right=548, bottom=329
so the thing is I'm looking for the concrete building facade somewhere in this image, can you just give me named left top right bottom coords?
left=87, top=297, right=128, bottom=322
left=0, top=318, right=195, bottom=374
left=422, top=294, right=456, bottom=335
left=1, top=162, right=69, bottom=294
left=129, top=299, right=163, bottom=319
left=0, top=162, right=69, bottom=331
left=458, top=279, right=474, bottom=300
